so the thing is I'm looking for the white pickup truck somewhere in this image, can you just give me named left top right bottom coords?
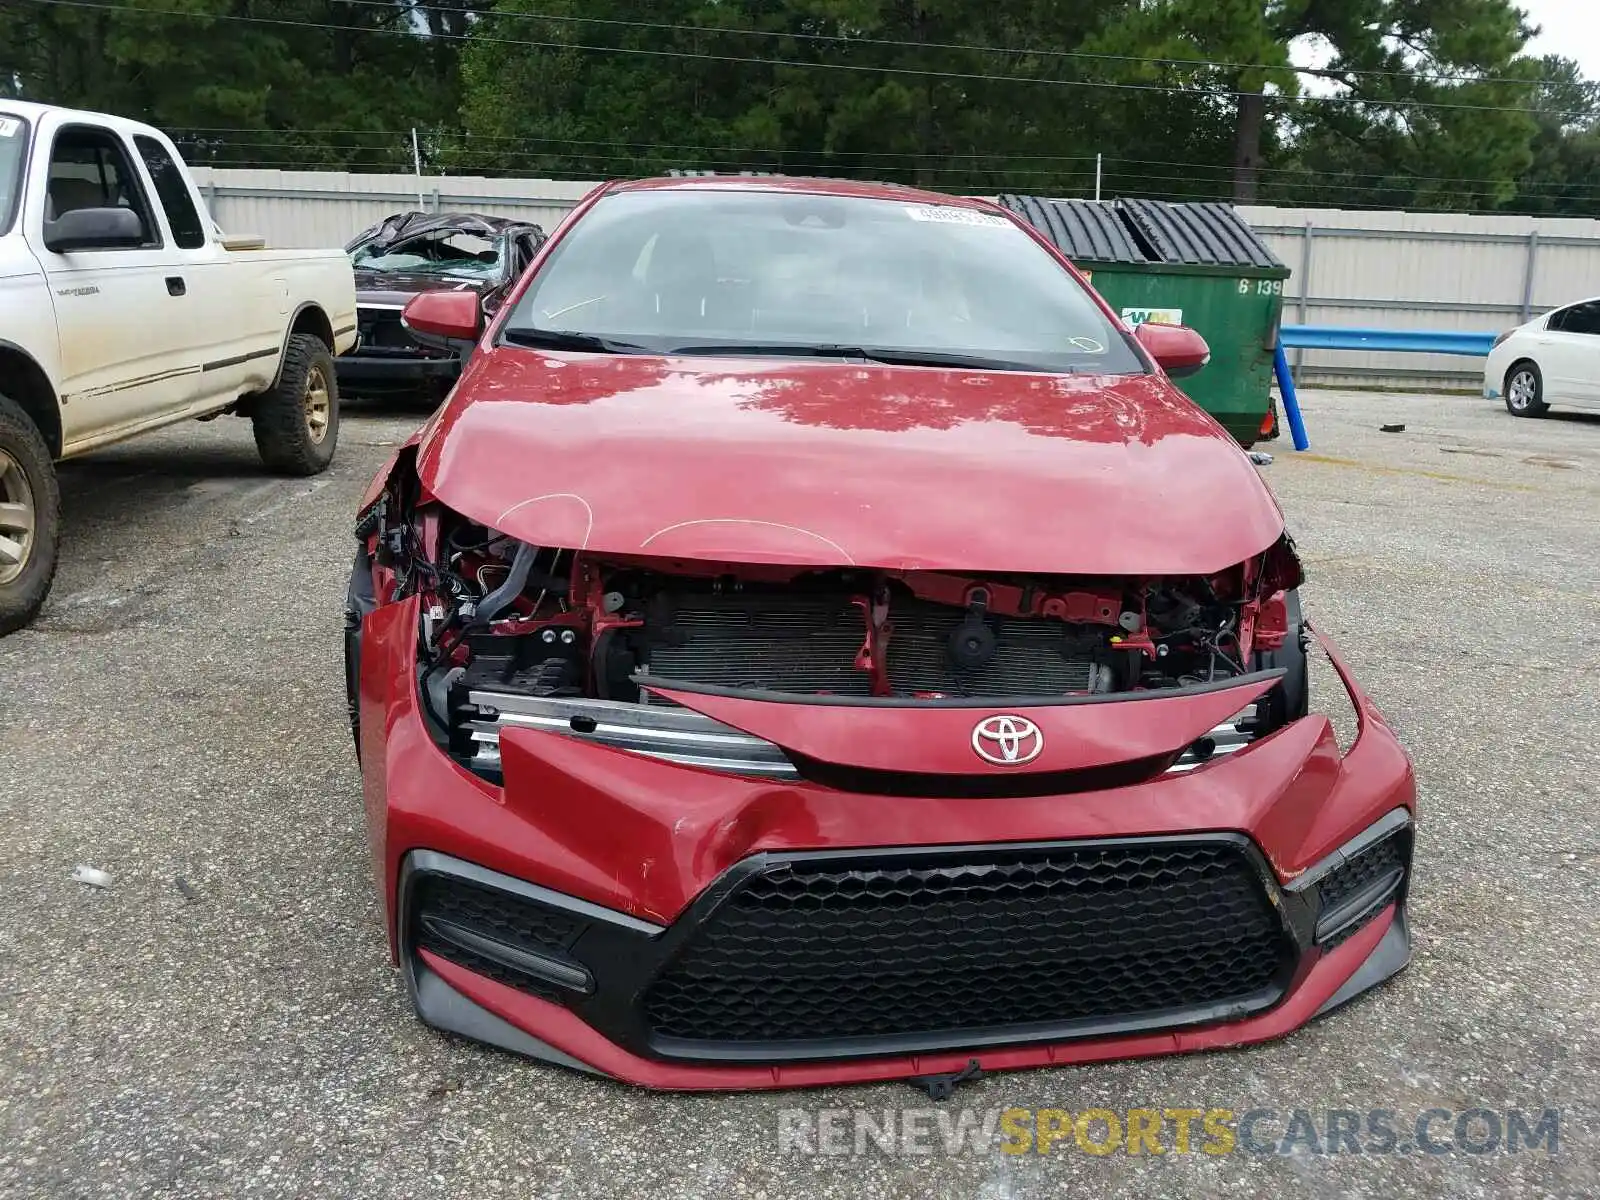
left=0, top=101, right=357, bottom=634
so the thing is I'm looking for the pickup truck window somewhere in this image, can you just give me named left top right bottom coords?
left=46, top=125, right=160, bottom=249
left=134, top=135, right=206, bottom=249
left=0, top=114, right=26, bottom=234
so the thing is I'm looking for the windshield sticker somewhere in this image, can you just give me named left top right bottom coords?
left=0, top=117, right=20, bottom=138
left=903, top=206, right=1010, bottom=228
left=1068, top=337, right=1106, bottom=353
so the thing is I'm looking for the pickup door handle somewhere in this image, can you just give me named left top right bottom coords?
left=165, top=276, right=186, bottom=297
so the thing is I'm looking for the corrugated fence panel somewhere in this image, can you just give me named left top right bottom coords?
left=189, top=169, right=597, bottom=248
left=1239, top=205, right=1600, bottom=387
left=177, top=172, right=1600, bottom=389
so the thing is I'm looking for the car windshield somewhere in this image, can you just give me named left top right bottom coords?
left=503, top=188, right=1145, bottom=374
left=0, top=113, right=29, bottom=235
left=351, top=229, right=503, bottom=280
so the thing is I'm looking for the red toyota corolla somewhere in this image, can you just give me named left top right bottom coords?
left=344, top=176, right=1415, bottom=1090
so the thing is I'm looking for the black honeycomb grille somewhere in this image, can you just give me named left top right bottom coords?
left=1317, top=835, right=1405, bottom=914
left=413, top=875, right=581, bottom=1002
left=1315, top=834, right=1407, bottom=948
left=644, top=841, right=1292, bottom=1045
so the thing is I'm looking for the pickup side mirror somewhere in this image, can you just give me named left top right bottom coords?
left=402, top=290, right=483, bottom=353
left=43, top=206, right=147, bottom=253
left=1134, top=321, right=1211, bottom=379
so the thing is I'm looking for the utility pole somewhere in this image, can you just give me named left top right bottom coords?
left=1095, top=153, right=1102, bottom=203
left=412, top=128, right=424, bottom=210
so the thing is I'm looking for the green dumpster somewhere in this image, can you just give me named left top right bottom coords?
left=998, top=195, right=1290, bottom=448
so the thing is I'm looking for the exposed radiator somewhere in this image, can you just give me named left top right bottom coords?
left=886, top=600, right=1106, bottom=696
left=645, top=593, right=1111, bottom=698
left=646, top=595, right=872, bottom=695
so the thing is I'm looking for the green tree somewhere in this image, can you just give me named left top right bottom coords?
left=0, top=0, right=454, bottom=170
left=1087, top=0, right=1535, bottom=203
left=1, top=0, right=1588, bottom=216
left=453, top=1, right=1224, bottom=194
left=1504, top=56, right=1600, bottom=215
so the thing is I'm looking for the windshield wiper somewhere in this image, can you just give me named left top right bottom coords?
left=666, top=342, right=1052, bottom=372
left=502, top=328, right=653, bottom=354
left=834, top=345, right=1057, bottom=372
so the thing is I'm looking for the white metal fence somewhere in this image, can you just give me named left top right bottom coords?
left=189, top=167, right=595, bottom=253
left=192, top=167, right=1600, bottom=389
left=1238, top=205, right=1600, bottom=387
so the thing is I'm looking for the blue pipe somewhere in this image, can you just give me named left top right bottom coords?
left=1266, top=324, right=1499, bottom=452
left=1278, top=326, right=1497, bottom=356
left=1273, top=341, right=1310, bottom=452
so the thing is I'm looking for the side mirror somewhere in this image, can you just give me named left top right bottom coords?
left=402, top=289, right=483, bottom=353
left=1134, top=321, right=1211, bottom=379
left=43, top=206, right=146, bottom=253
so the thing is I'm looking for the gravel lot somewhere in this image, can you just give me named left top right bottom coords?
left=1, top=389, right=1596, bottom=1198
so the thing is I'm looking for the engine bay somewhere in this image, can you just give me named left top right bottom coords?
left=373, top=506, right=1296, bottom=727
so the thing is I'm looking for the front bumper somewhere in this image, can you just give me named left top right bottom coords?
left=359, top=598, right=1416, bottom=1089
left=336, top=353, right=462, bottom=394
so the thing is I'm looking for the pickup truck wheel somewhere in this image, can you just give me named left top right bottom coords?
left=253, top=334, right=340, bottom=475
left=0, top=394, right=61, bottom=636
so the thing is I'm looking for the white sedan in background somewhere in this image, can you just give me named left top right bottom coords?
left=1484, top=297, right=1600, bottom=417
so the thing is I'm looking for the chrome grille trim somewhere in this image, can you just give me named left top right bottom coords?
left=463, top=691, right=800, bottom=779
left=1165, top=704, right=1261, bottom=774
left=465, top=695, right=1261, bottom=782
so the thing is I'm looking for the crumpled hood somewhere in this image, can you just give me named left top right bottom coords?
left=415, top=348, right=1285, bottom=576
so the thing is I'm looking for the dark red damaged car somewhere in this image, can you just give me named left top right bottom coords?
left=344, top=176, right=1415, bottom=1090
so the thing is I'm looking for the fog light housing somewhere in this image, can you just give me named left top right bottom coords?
left=1287, top=809, right=1412, bottom=950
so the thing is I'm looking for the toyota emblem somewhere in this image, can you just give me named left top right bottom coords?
left=971, top=715, right=1044, bottom=766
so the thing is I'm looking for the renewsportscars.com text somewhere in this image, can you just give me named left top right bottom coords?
left=777, top=1106, right=1561, bottom=1158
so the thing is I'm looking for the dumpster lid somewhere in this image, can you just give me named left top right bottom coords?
left=995, top=195, right=1150, bottom=264
left=1117, top=199, right=1284, bottom=269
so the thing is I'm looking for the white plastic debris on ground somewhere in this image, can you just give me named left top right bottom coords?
left=71, top=865, right=113, bottom=889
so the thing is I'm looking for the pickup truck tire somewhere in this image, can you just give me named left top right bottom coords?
left=252, top=334, right=340, bottom=475
left=0, top=393, right=61, bottom=636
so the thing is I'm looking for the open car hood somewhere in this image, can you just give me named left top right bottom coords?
left=416, top=349, right=1285, bottom=576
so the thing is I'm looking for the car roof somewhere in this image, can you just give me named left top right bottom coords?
left=0, top=99, right=166, bottom=141
left=0, top=100, right=55, bottom=121
left=609, top=175, right=998, bottom=209
left=350, top=211, right=543, bottom=241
